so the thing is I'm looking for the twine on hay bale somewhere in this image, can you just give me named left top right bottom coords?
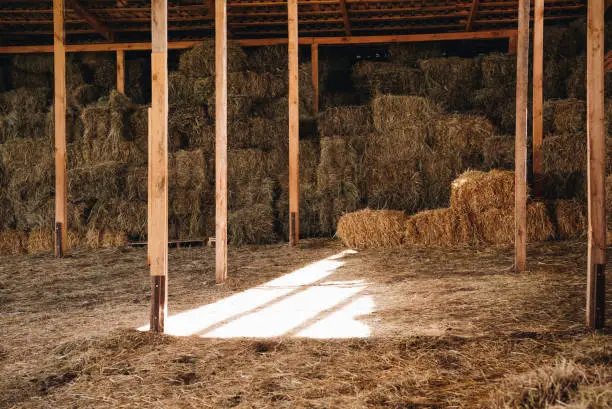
left=179, top=41, right=247, bottom=78
left=317, top=105, right=373, bottom=137
left=450, top=170, right=517, bottom=214
left=371, top=95, right=442, bottom=133
left=229, top=204, right=276, bottom=245
left=404, top=208, right=473, bottom=247
left=0, top=231, right=27, bottom=256
left=336, top=209, right=408, bottom=249
left=552, top=199, right=586, bottom=239
left=483, top=136, right=515, bottom=170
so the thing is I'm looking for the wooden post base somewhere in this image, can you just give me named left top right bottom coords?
left=150, top=275, right=167, bottom=333
left=54, top=222, right=63, bottom=258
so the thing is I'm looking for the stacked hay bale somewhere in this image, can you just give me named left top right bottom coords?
left=419, top=56, right=481, bottom=111
left=336, top=209, right=407, bottom=249
left=351, top=61, right=424, bottom=101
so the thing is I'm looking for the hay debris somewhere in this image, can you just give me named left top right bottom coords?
left=371, top=95, right=442, bottom=133
left=336, top=209, right=407, bottom=249
left=483, top=136, right=514, bottom=170
left=317, top=105, right=373, bottom=137
left=553, top=199, right=586, bottom=240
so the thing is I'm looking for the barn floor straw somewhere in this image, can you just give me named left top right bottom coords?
left=0, top=241, right=607, bottom=408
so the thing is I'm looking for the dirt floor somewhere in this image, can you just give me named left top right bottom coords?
left=0, top=239, right=610, bottom=408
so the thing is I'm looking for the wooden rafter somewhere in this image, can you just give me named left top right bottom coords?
left=68, top=0, right=115, bottom=41
left=339, top=0, right=351, bottom=36
left=465, top=0, right=479, bottom=31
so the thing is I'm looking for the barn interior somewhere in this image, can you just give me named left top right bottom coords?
left=0, top=0, right=610, bottom=407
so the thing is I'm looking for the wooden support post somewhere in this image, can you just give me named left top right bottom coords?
left=586, top=0, right=606, bottom=330
left=532, top=0, right=544, bottom=197
left=514, top=0, right=529, bottom=273
left=149, top=0, right=169, bottom=332
left=147, top=107, right=152, bottom=268
left=215, top=0, right=228, bottom=284
left=288, top=0, right=300, bottom=246
left=311, top=44, right=319, bottom=113
left=508, top=35, right=518, bottom=54
left=117, top=50, right=125, bottom=94
left=54, top=0, right=67, bottom=257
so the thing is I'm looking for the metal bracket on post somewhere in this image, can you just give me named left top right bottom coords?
left=290, top=212, right=297, bottom=247
left=55, top=222, right=63, bottom=258
left=595, top=264, right=606, bottom=329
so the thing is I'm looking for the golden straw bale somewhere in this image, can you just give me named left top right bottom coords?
left=0, top=231, right=27, bottom=256
left=336, top=209, right=408, bottom=249
left=450, top=170, right=517, bottom=214
left=101, top=231, right=128, bottom=248
left=552, top=199, right=586, bottom=240
left=404, top=208, right=474, bottom=247
left=27, top=229, right=53, bottom=254
left=85, top=229, right=102, bottom=249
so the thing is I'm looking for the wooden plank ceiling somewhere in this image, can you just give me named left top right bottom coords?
left=0, top=0, right=586, bottom=46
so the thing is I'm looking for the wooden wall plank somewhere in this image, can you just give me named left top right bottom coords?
left=532, top=0, right=544, bottom=197
left=288, top=0, right=300, bottom=246
left=54, top=0, right=68, bottom=257
left=514, top=0, right=529, bottom=273
left=117, top=49, right=125, bottom=94
left=586, top=0, right=606, bottom=330
left=149, top=0, right=169, bottom=332
left=216, top=0, right=228, bottom=283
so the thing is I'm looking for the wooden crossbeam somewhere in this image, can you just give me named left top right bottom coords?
left=68, top=0, right=115, bottom=41
left=465, top=0, right=479, bottom=31
left=339, top=0, right=351, bottom=36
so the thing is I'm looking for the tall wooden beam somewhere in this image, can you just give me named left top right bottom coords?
left=215, top=0, right=228, bottom=284
left=532, top=0, right=544, bottom=197
left=466, top=0, right=480, bottom=31
left=149, top=0, right=169, bottom=333
left=312, top=43, right=319, bottom=113
left=514, top=0, right=529, bottom=273
left=70, top=0, right=115, bottom=41
left=54, top=0, right=68, bottom=257
left=508, top=34, right=518, bottom=54
left=339, top=0, right=351, bottom=36
left=586, top=0, right=606, bottom=330
left=116, top=50, right=125, bottom=94
left=288, top=0, right=299, bottom=246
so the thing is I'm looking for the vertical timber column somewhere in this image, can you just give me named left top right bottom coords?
left=508, top=34, right=518, bottom=54
left=215, top=0, right=228, bottom=283
left=53, top=0, right=67, bottom=257
left=586, top=0, right=606, bottom=330
left=149, top=0, right=169, bottom=332
left=288, top=0, right=300, bottom=246
left=312, top=44, right=319, bottom=114
left=532, top=0, right=544, bottom=197
left=514, top=0, right=529, bottom=273
left=117, top=50, right=125, bottom=94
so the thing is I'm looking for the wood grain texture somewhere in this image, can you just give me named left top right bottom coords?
left=288, top=0, right=300, bottom=245
left=532, top=0, right=544, bottom=197
left=216, top=0, right=228, bottom=283
left=116, top=50, right=125, bottom=94
left=586, top=0, right=606, bottom=329
left=54, top=0, right=68, bottom=257
left=514, top=0, right=529, bottom=273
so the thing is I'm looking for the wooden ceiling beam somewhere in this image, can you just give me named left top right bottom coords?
left=68, top=0, right=115, bottom=40
left=465, top=0, right=479, bottom=31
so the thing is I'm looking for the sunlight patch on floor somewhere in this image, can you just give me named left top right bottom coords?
left=138, top=249, right=374, bottom=338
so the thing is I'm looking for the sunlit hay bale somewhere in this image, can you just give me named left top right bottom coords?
left=80, top=52, right=116, bottom=91
left=450, top=170, right=516, bottom=214
left=480, top=53, right=516, bottom=89
left=26, top=229, right=53, bottom=254
left=371, top=95, right=442, bottom=133
left=317, top=105, right=373, bottom=137
left=483, top=136, right=515, bottom=170
left=490, top=360, right=586, bottom=409
left=228, top=204, right=276, bottom=245
left=68, top=161, right=127, bottom=202
left=0, top=231, right=27, bottom=256
left=552, top=199, right=586, bottom=240
left=388, top=42, right=442, bottom=66
left=246, top=45, right=288, bottom=73
left=336, top=209, right=407, bottom=249
left=248, top=117, right=286, bottom=151
left=179, top=41, right=247, bottom=78
left=418, top=56, right=481, bottom=110
left=404, top=208, right=474, bottom=247
left=351, top=61, right=425, bottom=100
left=364, top=128, right=428, bottom=212
left=316, top=138, right=361, bottom=235
left=433, top=113, right=494, bottom=166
